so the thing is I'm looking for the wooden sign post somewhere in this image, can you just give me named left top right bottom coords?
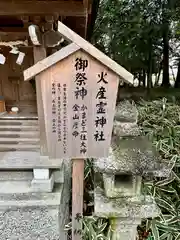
left=72, top=158, right=84, bottom=239
left=24, top=21, right=133, bottom=240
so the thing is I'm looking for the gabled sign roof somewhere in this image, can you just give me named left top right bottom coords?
left=24, top=21, right=133, bottom=84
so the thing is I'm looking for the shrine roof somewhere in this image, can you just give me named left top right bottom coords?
left=24, top=21, right=133, bottom=84
left=0, top=0, right=98, bottom=42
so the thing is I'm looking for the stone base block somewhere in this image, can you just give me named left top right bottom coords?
left=113, top=121, right=140, bottom=137
left=112, top=226, right=137, bottom=240
left=31, top=174, right=54, bottom=192
left=111, top=218, right=140, bottom=240
left=33, top=169, right=50, bottom=180
left=0, top=185, right=68, bottom=240
left=94, top=187, right=160, bottom=219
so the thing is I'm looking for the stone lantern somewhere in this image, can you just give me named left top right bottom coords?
left=94, top=101, right=170, bottom=240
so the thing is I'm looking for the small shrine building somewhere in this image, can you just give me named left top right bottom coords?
left=0, top=0, right=97, bottom=113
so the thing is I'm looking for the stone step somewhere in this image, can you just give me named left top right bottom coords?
left=0, top=119, right=38, bottom=126
left=0, top=138, right=39, bottom=143
left=0, top=184, right=67, bottom=240
left=0, top=131, right=39, bottom=137
left=0, top=170, right=33, bottom=181
left=0, top=178, right=63, bottom=194
left=0, top=144, right=40, bottom=151
left=0, top=184, right=63, bottom=206
left=0, top=169, right=63, bottom=183
left=0, top=151, right=63, bottom=169
left=0, top=180, right=32, bottom=193
left=0, top=125, right=39, bottom=131
left=0, top=113, right=38, bottom=120
left=0, top=175, right=54, bottom=194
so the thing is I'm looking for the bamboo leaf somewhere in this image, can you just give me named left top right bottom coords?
left=146, top=219, right=152, bottom=231
left=155, top=177, right=175, bottom=187
left=160, top=232, right=169, bottom=240
left=156, top=186, right=176, bottom=193
left=97, top=223, right=107, bottom=234
left=175, top=200, right=180, bottom=210
left=155, top=197, right=176, bottom=215
left=151, top=220, right=160, bottom=240
left=175, top=233, right=180, bottom=240
left=155, top=221, right=179, bottom=232
left=167, top=234, right=173, bottom=240
left=166, top=216, right=180, bottom=225
left=172, top=171, right=180, bottom=183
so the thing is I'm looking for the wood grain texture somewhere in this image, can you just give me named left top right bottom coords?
left=0, top=100, right=6, bottom=112
left=24, top=43, right=80, bottom=81
left=0, top=62, right=17, bottom=102
left=0, top=31, right=28, bottom=42
left=39, top=50, right=119, bottom=159
left=57, top=21, right=134, bottom=84
left=0, top=1, right=88, bottom=16
left=72, top=159, right=84, bottom=240
left=33, top=46, right=47, bottom=155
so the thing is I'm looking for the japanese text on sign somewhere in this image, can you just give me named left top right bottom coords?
left=47, top=50, right=119, bottom=158
left=94, top=72, right=108, bottom=142
left=51, top=80, right=68, bottom=154
left=72, top=58, right=89, bottom=155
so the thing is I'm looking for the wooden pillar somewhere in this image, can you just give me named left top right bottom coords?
left=33, top=46, right=47, bottom=156
left=32, top=46, right=52, bottom=183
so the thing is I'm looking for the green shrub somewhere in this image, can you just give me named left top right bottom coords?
left=65, top=216, right=112, bottom=240
left=138, top=98, right=180, bottom=240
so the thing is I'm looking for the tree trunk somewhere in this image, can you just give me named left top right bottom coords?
left=170, top=66, right=175, bottom=82
left=161, top=1, right=170, bottom=87
left=138, top=72, right=141, bottom=87
left=139, top=71, right=145, bottom=87
left=175, top=59, right=180, bottom=88
left=147, top=70, right=152, bottom=89
left=142, top=69, right=146, bottom=87
left=162, top=29, right=170, bottom=87
left=147, top=41, right=153, bottom=89
left=155, top=61, right=162, bottom=86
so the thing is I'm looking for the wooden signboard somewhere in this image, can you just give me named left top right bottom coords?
left=24, top=21, right=133, bottom=240
left=39, top=50, right=119, bottom=159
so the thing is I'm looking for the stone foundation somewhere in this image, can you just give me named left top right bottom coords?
left=0, top=160, right=70, bottom=240
left=0, top=188, right=66, bottom=240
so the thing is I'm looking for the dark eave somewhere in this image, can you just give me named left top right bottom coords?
left=0, top=0, right=88, bottom=17
left=0, top=0, right=98, bottom=42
